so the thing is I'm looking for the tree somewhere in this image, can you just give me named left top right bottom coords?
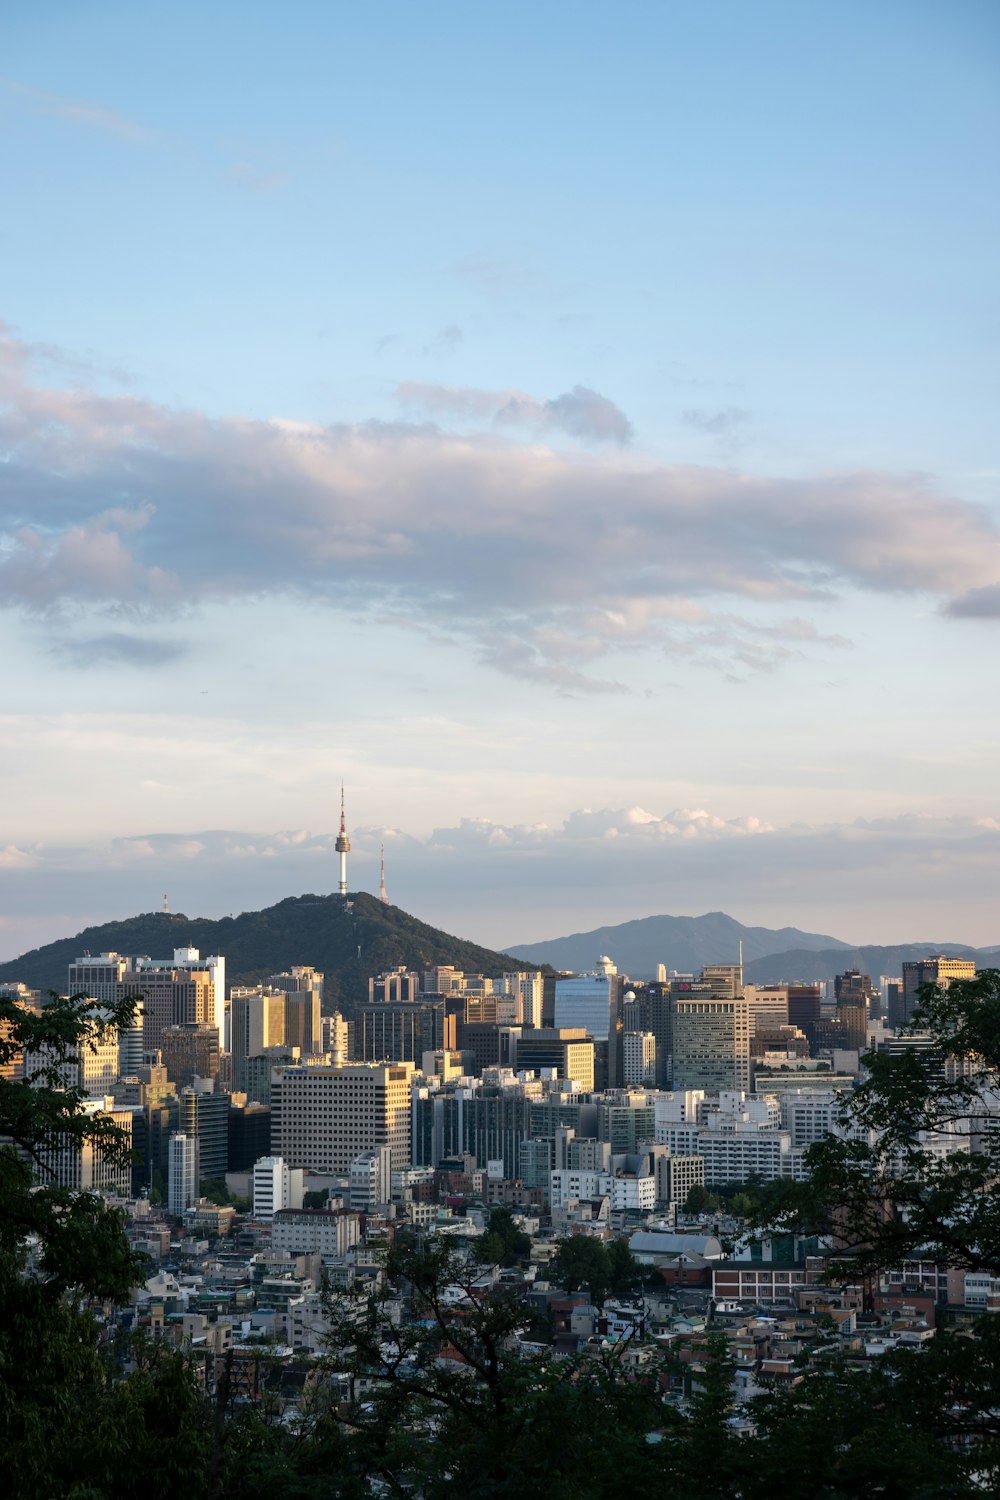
left=0, top=990, right=212, bottom=1499
left=759, top=970, right=1000, bottom=1282
left=473, top=1204, right=531, bottom=1268
left=683, top=1182, right=716, bottom=1214
left=311, top=1235, right=669, bottom=1499
left=550, top=1235, right=613, bottom=1304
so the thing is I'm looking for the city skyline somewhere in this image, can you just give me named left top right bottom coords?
left=2, top=2, right=998, bottom=956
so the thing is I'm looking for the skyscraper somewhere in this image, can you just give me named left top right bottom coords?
left=168, top=1132, right=199, bottom=1216
left=899, top=955, right=976, bottom=1029
left=270, top=1062, right=413, bottom=1173
left=672, top=996, right=751, bottom=1092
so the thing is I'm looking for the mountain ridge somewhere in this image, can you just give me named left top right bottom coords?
left=0, top=892, right=526, bottom=1015
left=507, top=911, right=1000, bottom=979
left=506, top=910, right=853, bottom=976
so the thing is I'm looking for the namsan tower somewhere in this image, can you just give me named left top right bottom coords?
left=379, top=843, right=388, bottom=904
left=335, top=784, right=351, bottom=897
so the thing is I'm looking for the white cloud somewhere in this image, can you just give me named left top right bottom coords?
left=1, top=328, right=998, bottom=687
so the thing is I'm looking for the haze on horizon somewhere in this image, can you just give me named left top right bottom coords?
left=1, top=1, right=998, bottom=961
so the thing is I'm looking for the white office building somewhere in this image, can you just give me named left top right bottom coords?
left=252, top=1155, right=305, bottom=1220
left=168, top=1133, right=200, bottom=1217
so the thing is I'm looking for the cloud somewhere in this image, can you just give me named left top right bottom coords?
left=397, top=380, right=633, bottom=445
left=49, top=631, right=188, bottom=668
left=682, top=407, right=751, bottom=444
left=943, top=584, right=1000, bottom=619
left=2, top=78, right=151, bottom=140
left=1, top=327, right=998, bottom=687
left=3, top=810, right=999, bottom=960
left=421, top=325, right=463, bottom=357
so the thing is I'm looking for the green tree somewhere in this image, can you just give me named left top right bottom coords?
left=759, top=970, right=1000, bottom=1282
left=683, top=1182, right=715, bottom=1214
left=550, top=1235, right=613, bottom=1305
left=0, top=991, right=212, bottom=1499
left=473, top=1204, right=531, bottom=1268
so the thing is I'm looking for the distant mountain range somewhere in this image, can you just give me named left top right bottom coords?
left=0, top=893, right=523, bottom=1015
left=743, top=943, right=1000, bottom=985
left=507, top=910, right=1000, bottom=981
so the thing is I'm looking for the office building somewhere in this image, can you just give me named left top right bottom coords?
left=168, top=1132, right=199, bottom=1217
left=67, top=953, right=128, bottom=1005
left=357, top=998, right=450, bottom=1063
left=370, top=967, right=418, bottom=1004
left=348, top=1145, right=393, bottom=1210
left=24, top=1026, right=120, bottom=1097
left=230, top=987, right=288, bottom=1092
left=252, top=1155, right=304, bottom=1219
left=178, top=1085, right=229, bottom=1183
left=622, top=1031, right=656, bottom=1087
left=160, top=1023, right=220, bottom=1090
left=514, top=1029, right=595, bottom=1091
left=672, top=996, right=750, bottom=1092
left=38, top=1096, right=133, bottom=1195
left=553, top=960, right=626, bottom=1088
left=269, top=967, right=324, bottom=1055
left=899, top=956, right=976, bottom=1030
left=500, top=971, right=544, bottom=1028
left=271, top=1062, right=414, bottom=1173
left=228, top=1100, right=273, bottom=1171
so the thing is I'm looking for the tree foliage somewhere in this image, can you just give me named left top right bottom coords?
left=757, top=970, right=1000, bottom=1282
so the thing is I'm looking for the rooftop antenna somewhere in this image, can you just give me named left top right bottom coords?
left=379, top=843, right=388, bottom=904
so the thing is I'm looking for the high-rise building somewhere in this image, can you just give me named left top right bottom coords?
left=228, top=1100, right=273, bottom=1171
left=252, top=1155, right=304, bottom=1219
left=159, top=1023, right=220, bottom=1090
left=357, top=998, right=450, bottom=1063
left=229, top=987, right=287, bottom=1091
left=269, top=967, right=324, bottom=1055
left=514, top=1029, right=595, bottom=1091
left=672, top=996, right=750, bottom=1092
left=348, top=1145, right=393, bottom=1210
left=168, top=1132, right=199, bottom=1216
left=787, top=985, right=823, bottom=1043
left=411, top=1076, right=533, bottom=1178
left=500, top=972, right=544, bottom=1028
left=0, top=984, right=42, bottom=1083
left=89, top=948, right=224, bottom=1053
left=38, top=1096, right=133, bottom=1195
left=370, top=967, right=419, bottom=1004
left=178, top=1085, right=229, bottom=1183
left=622, top=1031, right=657, bottom=1087
left=24, top=1026, right=120, bottom=1096
left=899, top=956, right=976, bottom=1029
left=270, top=1062, right=414, bottom=1173
left=67, top=953, right=128, bottom=1005
left=553, top=962, right=626, bottom=1089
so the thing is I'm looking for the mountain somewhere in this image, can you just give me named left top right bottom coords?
left=744, top=944, right=1000, bottom=985
left=506, top=911, right=853, bottom=978
left=0, top=892, right=525, bottom=1015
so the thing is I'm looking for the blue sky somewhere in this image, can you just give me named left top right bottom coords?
left=1, top=1, right=998, bottom=958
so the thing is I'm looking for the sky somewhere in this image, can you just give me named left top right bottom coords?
left=1, top=0, right=999, bottom=959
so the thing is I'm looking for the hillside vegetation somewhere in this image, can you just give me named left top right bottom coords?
left=0, top=892, right=525, bottom=1014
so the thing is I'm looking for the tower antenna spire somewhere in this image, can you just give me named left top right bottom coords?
left=335, top=782, right=351, bottom=897
left=379, top=843, right=388, bottom=904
